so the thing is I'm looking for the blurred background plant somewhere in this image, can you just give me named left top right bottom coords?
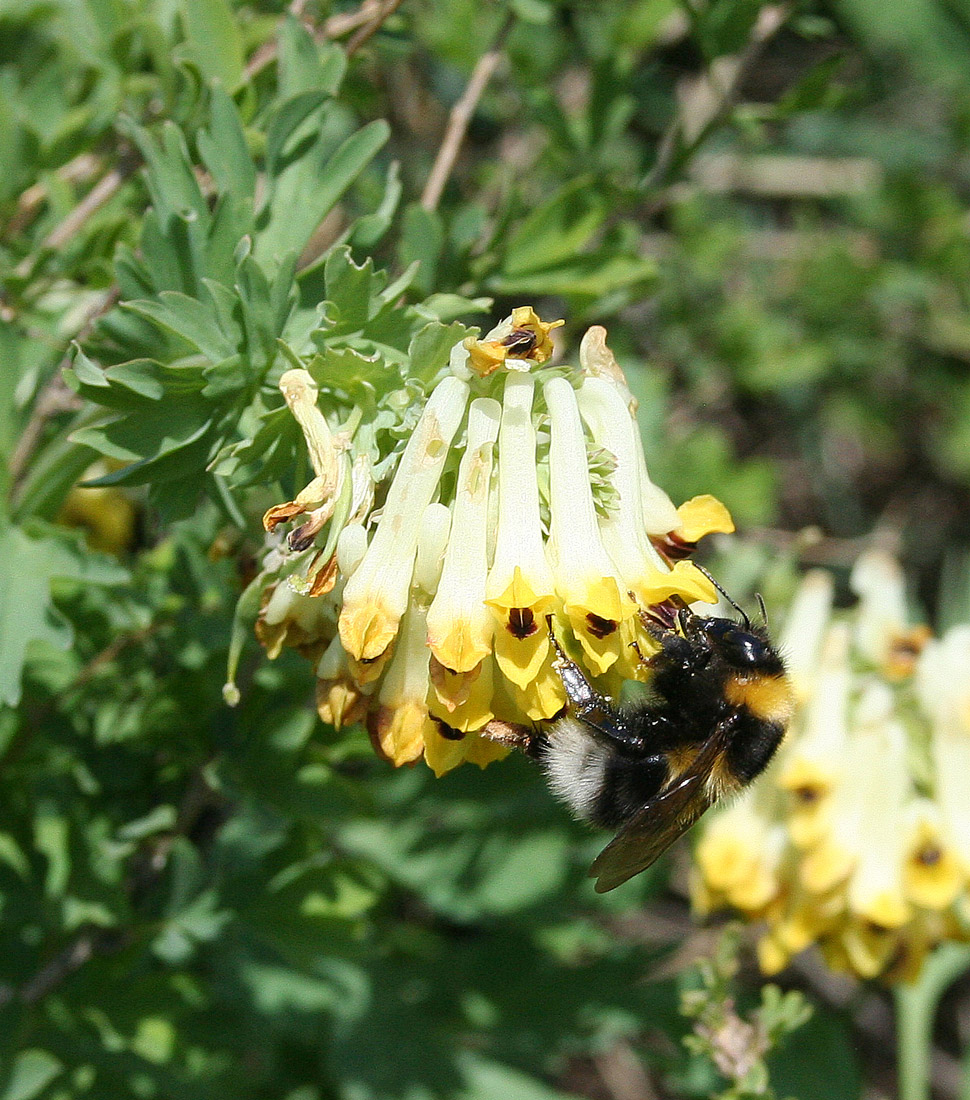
left=5, top=0, right=970, bottom=1098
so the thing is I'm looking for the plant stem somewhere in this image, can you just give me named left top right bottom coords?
left=895, top=943, right=970, bottom=1100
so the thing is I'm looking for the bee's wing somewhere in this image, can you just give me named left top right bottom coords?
left=588, top=725, right=729, bottom=893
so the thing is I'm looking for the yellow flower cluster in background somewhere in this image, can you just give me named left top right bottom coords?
left=253, top=309, right=733, bottom=775
left=692, top=552, right=970, bottom=982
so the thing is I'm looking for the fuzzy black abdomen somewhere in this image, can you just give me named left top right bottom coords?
left=591, top=752, right=669, bottom=829
left=724, top=711, right=785, bottom=783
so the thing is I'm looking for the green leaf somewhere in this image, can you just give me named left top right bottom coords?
left=0, top=1050, right=63, bottom=1100
left=0, top=526, right=126, bottom=707
left=350, top=160, right=403, bottom=249
left=457, top=1054, right=581, bottom=1100
left=123, top=292, right=236, bottom=363
left=277, top=17, right=347, bottom=98
left=318, top=248, right=387, bottom=334
left=72, top=400, right=212, bottom=486
left=398, top=203, right=445, bottom=296
left=490, top=251, right=656, bottom=299
left=501, top=177, right=608, bottom=277
left=256, top=119, right=390, bottom=263
left=181, top=0, right=245, bottom=90
left=197, top=83, right=256, bottom=203
left=406, top=321, right=471, bottom=384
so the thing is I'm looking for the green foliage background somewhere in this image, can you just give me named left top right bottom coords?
left=3, top=0, right=970, bottom=1097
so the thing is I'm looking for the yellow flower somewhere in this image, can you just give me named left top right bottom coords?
left=902, top=802, right=963, bottom=911
left=59, top=469, right=137, bottom=555
left=575, top=376, right=717, bottom=616
left=693, top=553, right=970, bottom=982
left=257, top=580, right=333, bottom=658
left=463, top=307, right=564, bottom=377
left=544, top=376, right=637, bottom=674
left=339, top=376, right=469, bottom=661
left=259, top=311, right=766, bottom=783
left=425, top=398, right=500, bottom=673
left=851, top=550, right=928, bottom=679
left=675, top=496, right=736, bottom=543
left=776, top=623, right=850, bottom=850
left=368, top=600, right=437, bottom=767
left=427, top=655, right=495, bottom=732
left=918, top=626, right=970, bottom=873
left=315, top=636, right=367, bottom=729
left=485, top=374, right=558, bottom=695
left=694, top=788, right=786, bottom=914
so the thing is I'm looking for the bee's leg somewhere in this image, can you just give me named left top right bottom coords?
left=629, top=638, right=651, bottom=668
left=545, top=618, right=645, bottom=753
left=480, top=718, right=542, bottom=758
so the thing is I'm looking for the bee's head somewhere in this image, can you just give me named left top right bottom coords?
left=696, top=616, right=773, bottom=668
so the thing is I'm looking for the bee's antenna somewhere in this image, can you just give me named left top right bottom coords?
left=692, top=563, right=751, bottom=630
left=756, top=592, right=768, bottom=626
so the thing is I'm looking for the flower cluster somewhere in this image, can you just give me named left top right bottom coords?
left=251, top=308, right=734, bottom=775
left=692, top=552, right=970, bottom=982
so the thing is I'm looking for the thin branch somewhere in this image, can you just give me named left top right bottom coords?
left=643, top=3, right=793, bottom=200
left=8, top=288, right=117, bottom=487
left=13, top=158, right=138, bottom=280
left=4, top=154, right=103, bottom=241
left=8, top=376, right=83, bottom=485
left=345, top=0, right=407, bottom=57
left=420, top=13, right=514, bottom=213
left=244, top=0, right=405, bottom=81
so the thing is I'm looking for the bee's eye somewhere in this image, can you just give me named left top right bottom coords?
left=702, top=618, right=767, bottom=666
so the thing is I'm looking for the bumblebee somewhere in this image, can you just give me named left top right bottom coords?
left=486, top=587, right=793, bottom=892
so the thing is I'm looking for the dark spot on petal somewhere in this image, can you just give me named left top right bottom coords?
left=650, top=532, right=696, bottom=563
left=507, top=607, right=537, bottom=640
left=793, top=786, right=820, bottom=805
left=433, top=717, right=466, bottom=741
left=585, top=613, right=617, bottom=639
left=916, top=844, right=942, bottom=867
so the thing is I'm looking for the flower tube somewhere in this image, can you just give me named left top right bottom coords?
left=543, top=376, right=637, bottom=674
left=485, top=374, right=558, bottom=697
left=426, top=398, right=501, bottom=674
left=339, top=376, right=469, bottom=661
left=576, top=375, right=716, bottom=615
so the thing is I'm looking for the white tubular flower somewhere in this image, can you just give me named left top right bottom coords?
left=577, top=325, right=683, bottom=537
left=426, top=398, right=501, bottom=673
left=543, top=376, right=636, bottom=675
left=778, top=569, right=835, bottom=704
left=576, top=376, right=716, bottom=612
left=412, top=503, right=452, bottom=595
left=777, top=623, right=851, bottom=851
left=369, top=599, right=437, bottom=767
left=801, top=682, right=911, bottom=933
left=918, top=626, right=970, bottom=872
left=485, top=374, right=558, bottom=699
left=843, top=702, right=911, bottom=931
left=261, top=310, right=774, bottom=782
left=339, top=376, right=469, bottom=661
left=851, top=549, right=929, bottom=678
left=258, top=581, right=333, bottom=658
